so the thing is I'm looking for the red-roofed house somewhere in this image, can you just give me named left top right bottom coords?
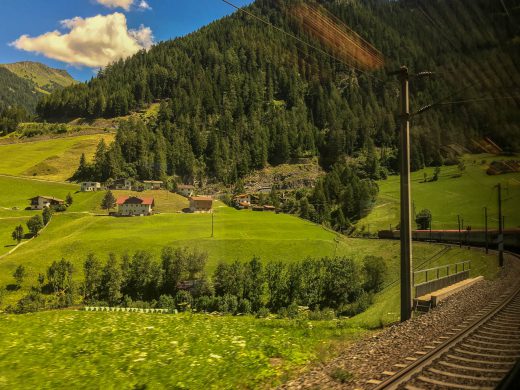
left=189, top=196, right=213, bottom=213
left=233, top=194, right=251, bottom=209
left=116, top=196, right=155, bottom=216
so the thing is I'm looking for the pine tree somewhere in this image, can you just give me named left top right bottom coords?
left=101, top=190, right=116, bottom=214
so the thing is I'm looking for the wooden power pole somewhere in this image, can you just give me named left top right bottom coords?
left=484, top=207, right=488, bottom=254
left=397, top=66, right=413, bottom=322
left=497, top=183, right=504, bottom=266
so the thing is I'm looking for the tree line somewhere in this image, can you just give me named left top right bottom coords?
left=5, top=246, right=387, bottom=319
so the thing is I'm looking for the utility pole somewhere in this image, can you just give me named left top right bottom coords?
left=497, top=183, right=504, bottom=266
left=457, top=215, right=462, bottom=248
left=395, top=66, right=413, bottom=322
left=484, top=207, right=488, bottom=254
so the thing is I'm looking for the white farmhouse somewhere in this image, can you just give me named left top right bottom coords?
left=116, top=196, right=155, bottom=216
left=80, top=182, right=101, bottom=192
left=29, top=196, right=65, bottom=210
left=177, top=184, right=195, bottom=197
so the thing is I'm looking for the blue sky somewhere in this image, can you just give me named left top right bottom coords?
left=0, top=0, right=254, bottom=81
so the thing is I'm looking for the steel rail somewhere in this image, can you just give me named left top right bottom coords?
left=372, top=252, right=520, bottom=390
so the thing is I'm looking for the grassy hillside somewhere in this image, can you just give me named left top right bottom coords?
left=0, top=61, right=76, bottom=94
left=356, top=154, right=520, bottom=232
left=0, top=205, right=394, bottom=287
left=0, top=133, right=115, bottom=181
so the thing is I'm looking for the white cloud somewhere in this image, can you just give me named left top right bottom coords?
left=96, top=0, right=134, bottom=11
left=11, top=13, right=154, bottom=68
left=138, top=0, right=152, bottom=10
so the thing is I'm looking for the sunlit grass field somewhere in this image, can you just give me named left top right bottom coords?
left=0, top=133, right=114, bottom=181
left=0, top=310, right=368, bottom=389
left=356, top=154, right=520, bottom=232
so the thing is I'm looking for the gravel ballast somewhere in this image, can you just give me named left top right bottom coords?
left=279, top=253, right=520, bottom=389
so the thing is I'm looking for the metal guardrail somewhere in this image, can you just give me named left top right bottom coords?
left=413, top=261, right=471, bottom=298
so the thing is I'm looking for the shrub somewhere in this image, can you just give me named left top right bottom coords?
left=340, top=290, right=373, bottom=317
left=52, top=204, right=67, bottom=212
left=362, top=256, right=387, bottom=293
left=238, top=298, right=252, bottom=315
left=255, top=307, right=270, bottom=318
left=286, top=302, right=300, bottom=319
left=175, top=290, right=193, bottom=311
left=329, top=368, right=353, bottom=384
left=193, top=295, right=214, bottom=312
left=158, top=295, right=175, bottom=312
left=13, top=290, right=47, bottom=313
left=308, top=308, right=336, bottom=321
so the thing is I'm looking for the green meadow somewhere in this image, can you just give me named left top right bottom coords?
left=0, top=310, right=367, bottom=389
left=0, top=133, right=114, bottom=181
left=356, top=154, right=520, bottom=233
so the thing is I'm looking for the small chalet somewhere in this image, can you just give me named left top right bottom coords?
left=29, top=196, right=65, bottom=210
left=143, top=180, right=164, bottom=190
left=263, top=205, right=276, bottom=212
left=189, top=196, right=213, bottom=213
left=80, top=182, right=102, bottom=192
left=116, top=196, right=155, bottom=216
left=110, top=178, right=133, bottom=191
left=177, top=184, right=195, bottom=197
left=233, top=194, right=251, bottom=209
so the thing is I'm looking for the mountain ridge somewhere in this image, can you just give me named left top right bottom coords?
left=0, top=61, right=76, bottom=112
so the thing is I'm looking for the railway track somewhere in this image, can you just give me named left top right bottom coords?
left=372, top=254, right=520, bottom=390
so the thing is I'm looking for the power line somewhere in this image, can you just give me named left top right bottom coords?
left=440, top=95, right=520, bottom=105
left=220, top=0, right=385, bottom=83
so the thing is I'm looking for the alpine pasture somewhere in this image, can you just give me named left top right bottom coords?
left=0, top=133, right=114, bottom=181
left=356, top=154, right=520, bottom=233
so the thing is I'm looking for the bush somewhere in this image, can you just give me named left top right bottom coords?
left=13, top=290, right=47, bottom=313
left=330, top=368, right=353, bottom=384
left=175, top=290, right=193, bottom=311
left=308, top=308, right=336, bottom=321
left=255, top=307, right=270, bottom=318
left=286, top=302, right=300, bottom=319
left=193, top=295, right=215, bottom=312
left=158, top=294, right=175, bottom=312
left=238, top=298, right=252, bottom=314
left=52, top=204, right=67, bottom=212
left=362, top=256, right=387, bottom=293
left=340, top=290, right=373, bottom=317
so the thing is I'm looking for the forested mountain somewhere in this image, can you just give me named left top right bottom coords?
left=0, top=61, right=76, bottom=112
left=39, top=0, right=520, bottom=185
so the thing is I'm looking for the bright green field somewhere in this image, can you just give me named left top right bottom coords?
left=0, top=133, right=114, bottom=181
left=0, top=310, right=367, bottom=389
left=357, top=154, right=520, bottom=232
left=0, top=206, right=400, bottom=288
left=0, top=176, right=78, bottom=211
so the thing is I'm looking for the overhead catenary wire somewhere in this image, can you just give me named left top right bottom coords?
left=219, top=0, right=385, bottom=83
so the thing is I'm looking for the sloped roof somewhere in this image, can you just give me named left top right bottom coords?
left=190, top=196, right=213, bottom=201
left=116, top=196, right=154, bottom=206
left=29, top=195, right=65, bottom=203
